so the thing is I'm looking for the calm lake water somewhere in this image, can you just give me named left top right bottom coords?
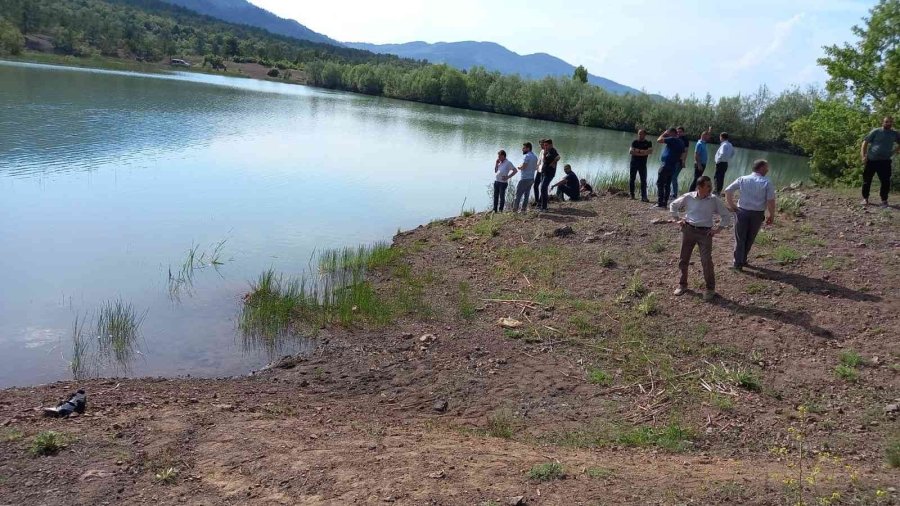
left=0, top=61, right=811, bottom=387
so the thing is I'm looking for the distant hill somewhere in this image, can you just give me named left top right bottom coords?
left=345, top=40, right=642, bottom=95
left=159, top=0, right=340, bottom=46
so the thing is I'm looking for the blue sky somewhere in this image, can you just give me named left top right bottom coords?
left=250, top=0, right=874, bottom=98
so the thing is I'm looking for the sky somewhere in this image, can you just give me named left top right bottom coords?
left=249, top=0, right=874, bottom=98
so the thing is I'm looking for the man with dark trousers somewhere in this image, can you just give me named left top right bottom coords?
left=689, top=127, right=713, bottom=192
left=656, top=128, right=685, bottom=208
left=629, top=129, right=653, bottom=202
left=724, top=159, right=776, bottom=271
left=672, top=126, right=690, bottom=196
left=551, top=164, right=581, bottom=201
left=537, top=138, right=560, bottom=211
left=861, top=116, right=900, bottom=207
left=713, top=132, right=735, bottom=195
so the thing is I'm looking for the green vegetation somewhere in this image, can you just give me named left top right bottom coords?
left=773, top=246, right=802, bottom=264
left=585, top=467, right=614, bottom=479
left=887, top=438, right=900, bottom=468
left=623, top=272, right=647, bottom=298
left=155, top=466, right=179, bottom=484
left=636, top=293, right=658, bottom=316
left=0, top=16, right=23, bottom=55
left=587, top=368, right=611, bottom=386
left=649, top=239, right=667, bottom=253
left=755, top=230, right=774, bottom=247
left=616, top=423, right=693, bottom=452
left=456, top=281, right=476, bottom=320
left=597, top=250, right=616, bottom=268
left=708, top=363, right=762, bottom=392
left=839, top=350, right=863, bottom=368
left=777, top=195, right=806, bottom=216
left=528, top=462, right=565, bottom=482
left=29, top=431, right=68, bottom=456
left=1, top=427, right=23, bottom=442
left=486, top=409, right=516, bottom=439
left=834, top=364, right=859, bottom=382
left=167, top=239, right=227, bottom=300
left=95, top=299, right=145, bottom=369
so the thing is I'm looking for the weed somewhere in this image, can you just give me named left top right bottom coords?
left=598, top=250, right=616, bottom=268
left=456, top=282, right=476, bottom=320
left=623, top=271, right=647, bottom=299
left=821, top=256, right=848, bottom=271
left=167, top=239, right=228, bottom=299
left=472, top=214, right=510, bottom=237
left=587, top=368, right=611, bottom=386
left=585, top=467, right=614, bottom=479
left=636, top=293, right=658, bottom=316
left=528, top=462, right=565, bottom=481
left=778, top=195, right=805, bottom=216
left=649, top=239, right=667, bottom=253
left=503, top=329, right=523, bottom=339
left=155, top=466, right=179, bottom=484
left=746, top=282, right=767, bottom=295
left=834, top=364, right=858, bottom=382
left=755, top=230, right=774, bottom=246
left=710, top=393, right=735, bottom=411
left=887, top=438, right=900, bottom=468
left=30, top=431, right=69, bottom=456
left=569, top=315, right=598, bottom=337
left=448, top=229, right=465, bottom=241
left=1, top=428, right=24, bottom=442
left=838, top=350, right=863, bottom=368
left=707, top=363, right=762, bottom=392
left=773, top=246, right=801, bottom=264
left=461, top=208, right=476, bottom=218
left=617, top=423, right=693, bottom=452
left=70, top=313, right=95, bottom=380
left=486, top=409, right=516, bottom=439
left=95, top=300, right=145, bottom=372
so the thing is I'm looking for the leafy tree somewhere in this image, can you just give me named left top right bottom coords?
left=0, top=17, right=24, bottom=55
left=573, top=65, right=588, bottom=84
left=819, top=0, right=899, bottom=113
left=789, top=99, right=871, bottom=184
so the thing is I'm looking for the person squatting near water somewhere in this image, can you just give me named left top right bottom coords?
left=669, top=175, right=733, bottom=302
left=551, top=164, right=581, bottom=201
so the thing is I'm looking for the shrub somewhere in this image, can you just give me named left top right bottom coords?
left=773, top=246, right=801, bottom=264
left=587, top=368, right=611, bottom=386
left=30, top=431, right=68, bottom=456
left=486, top=409, right=516, bottom=439
left=528, top=462, right=565, bottom=481
left=267, top=68, right=280, bottom=77
left=839, top=350, right=863, bottom=368
left=636, top=293, right=658, bottom=316
left=834, top=364, right=858, bottom=382
left=777, top=195, right=805, bottom=216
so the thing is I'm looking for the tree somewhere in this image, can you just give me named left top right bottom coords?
left=789, top=99, right=871, bottom=183
left=818, top=0, right=900, bottom=113
left=0, top=18, right=25, bottom=55
left=573, top=65, right=588, bottom=84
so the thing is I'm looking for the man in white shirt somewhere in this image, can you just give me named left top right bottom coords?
left=669, top=176, right=733, bottom=301
left=713, top=132, right=735, bottom=195
left=513, top=142, right=538, bottom=213
left=493, top=149, right=516, bottom=212
left=724, top=159, right=776, bottom=270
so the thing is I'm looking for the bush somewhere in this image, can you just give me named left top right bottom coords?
left=30, top=431, right=68, bottom=456
left=0, top=18, right=24, bottom=56
left=528, top=462, right=565, bottom=481
left=267, top=68, right=280, bottom=78
left=587, top=368, right=611, bottom=386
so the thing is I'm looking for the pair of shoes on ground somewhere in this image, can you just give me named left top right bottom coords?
left=673, top=286, right=716, bottom=301
left=862, top=199, right=890, bottom=208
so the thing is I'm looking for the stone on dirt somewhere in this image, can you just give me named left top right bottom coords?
left=432, top=399, right=448, bottom=413
left=507, top=496, right=526, bottom=505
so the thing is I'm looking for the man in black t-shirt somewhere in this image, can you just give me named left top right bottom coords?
left=552, top=164, right=580, bottom=201
left=629, top=129, right=653, bottom=202
left=538, top=138, right=561, bottom=210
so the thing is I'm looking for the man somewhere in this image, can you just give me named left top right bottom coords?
left=513, top=142, right=538, bottom=213
left=724, top=159, right=776, bottom=271
left=629, top=129, right=653, bottom=201
left=537, top=138, right=561, bottom=211
left=861, top=116, right=900, bottom=207
left=689, top=127, right=713, bottom=192
left=551, top=164, right=580, bottom=201
left=533, top=140, right=546, bottom=206
left=713, top=132, right=735, bottom=195
left=493, top=150, right=516, bottom=212
left=671, top=126, right=690, bottom=196
left=670, top=176, right=733, bottom=302
left=656, top=128, right=685, bottom=208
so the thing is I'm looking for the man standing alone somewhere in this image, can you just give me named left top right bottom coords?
left=689, top=127, right=712, bottom=192
left=629, top=129, right=652, bottom=202
left=538, top=139, right=560, bottom=211
left=656, top=128, right=685, bottom=208
left=669, top=176, right=732, bottom=302
left=724, top=159, right=776, bottom=271
left=713, top=132, right=735, bottom=195
left=861, top=116, right=900, bottom=207
left=513, top=142, right=538, bottom=213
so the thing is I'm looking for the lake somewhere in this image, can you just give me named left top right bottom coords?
left=0, top=61, right=811, bottom=387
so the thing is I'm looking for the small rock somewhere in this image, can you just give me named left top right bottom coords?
left=79, top=469, right=113, bottom=481
left=885, top=403, right=899, bottom=414
left=551, top=225, right=575, bottom=238
left=508, top=496, right=526, bottom=505
left=299, top=379, right=309, bottom=387
left=498, top=317, right=523, bottom=329
left=383, top=496, right=396, bottom=503
left=212, top=404, right=234, bottom=411
left=427, top=470, right=445, bottom=479
left=856, top=242, right=867, bottom=248
left=433, top=399, right=449, bottom=413
left=419, top=334, right=436, bottom=343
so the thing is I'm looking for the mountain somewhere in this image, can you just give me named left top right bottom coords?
left=345, top=41, right=641, bottom=95
left=159, top=0, right=340, bottom=46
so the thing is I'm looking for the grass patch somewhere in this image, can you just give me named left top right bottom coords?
left=746, top=282, right=767, bottom=295
left=887, top=438, right=900, bottom=468
left=755, top=230, right=774, bottom=246
left=777, top=195, right=805, bottom=216
left=95, top=299, right=146, bottom=369
left=821, top=256, right=848, bottom=271
left=456, top=281, right=476, bottom=320
left=773, top=246, right=801, bottom=265
left=707, top=363, right=762, bottom=392
left=498, top=245, right=567, bottom=285
left=155, top=466, right=179, bottom=484
left=1, top=428, right=24, bottom=442
left=587, top=368, right=611, bottom=386
left=486, top=409, right=517, bottom=439
left=585, top=467, right=614, bottom=479
left=598, top=250, right=616, bottom=268
left=710, top=393, right=735, bottom=411
left=636, top=292, right=658, bottom=316
left=29, top=431, right=69, bottom=456
left=528, top=462, right=565, bottom=481
left=448, top=228, right=465, bottom=241
left=616, top=423, right=693, bottom=452
left=649, top=239, right=667, bottom=253
left=318, top=242, right=401, bottom=273
left=839, top=350, right=863, bottom=368
left=834, top=364, right=859, bottom=382
left=503, top=329, right=524, bottom=339
left=620, top=271, right=648, bottom=300
left=472, top=213, right=511, bottom=237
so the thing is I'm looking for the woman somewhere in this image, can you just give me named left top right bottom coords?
left=493, top=150, right=516, bottom=212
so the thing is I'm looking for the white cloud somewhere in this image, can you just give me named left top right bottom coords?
left=726, top=13, right=806, bottom=75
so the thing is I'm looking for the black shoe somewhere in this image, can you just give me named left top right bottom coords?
left=44, top=389, right=87, bottom=418
left=641, top=198, right=650, bottom=203
left=630, top=195, right=635, bottom=200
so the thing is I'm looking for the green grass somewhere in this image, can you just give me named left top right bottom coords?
left=456, top=281, right=476, bottom=320
left=755, top=230, right=774, bottom=246
left=777, top=195, right=805, bottom=216
left=167, top=239, right=228, bottom=299
left=498, top=245, right=567, bottom=285
left=623, top=272, right=647, bottom=299
left=746, top=282, right=767, bottom=295
left=503, top=329, right=524, bottom=339
left=1, top=428, right=24, bottom=442
left=472, top=213, right=511, bottom=237
left=95, top=299, right=146, bottom=370
left=598, top=250, right=616, bottom=268
left=636, top=293, right=658, bottom=316
left=70, top=314, right=94, bottom=380
left=710, top=393, right=735, bottom=411
left=649, top=239, right=667, bottom=253
left=448, top=228, right=465, bottom=241
left=839, top=350, right=863, bottom=368
left=528, top=462, right=565, bottom=481
left=822, top=256, right=848, bottom=271
left=587, top=368, right=611, bottom=386
left=585, top=467, right=614, bottom=479
left=486, top=409, right=517, bottom=439
left=834, top=364, right=859, bottom=382
left=773, top=246, right=801, bottom=264
left=887, top=438, right=900, bottom=468
left=616, top=423, right=693, bottom=452
left=30, top=431, right=69, bottom=456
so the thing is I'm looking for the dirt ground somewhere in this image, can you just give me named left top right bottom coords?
left=1, top=187, right=898, bottom=505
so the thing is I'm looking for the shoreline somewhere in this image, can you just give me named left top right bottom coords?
left=1, top=186, right=897, bottom=504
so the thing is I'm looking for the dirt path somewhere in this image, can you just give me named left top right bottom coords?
left=2, top=188, right=898, bottom=505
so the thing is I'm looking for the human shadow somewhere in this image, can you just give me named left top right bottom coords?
left=706, top=293, right=836, bottom=339
left=549, top=206, right=598, bottom=218
left=536, top=213, right=576, bottom=224
left=744, top=266, right=881, bottom=302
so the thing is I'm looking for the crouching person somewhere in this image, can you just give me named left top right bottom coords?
left=669, top=176, right=733, bottom=302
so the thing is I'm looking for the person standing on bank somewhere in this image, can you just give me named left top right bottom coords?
left=861, top=116, right=900, bottom=207
left=513, top=142, right=538, bottom=213
left=629, top=129, right=653, bottom=202
left=551, top=164, right=581, bottom=201
left=670, top=175, right=733, bottom=302
left=656, top=128, right=685, bottom=208
left=538, top=139, right=561, bottom=211
left=493, top=150, right=516, bottom=213
left=689, top=127, right=713, bottom=192
left=672, top=126, right=690, bottom=196
left=713, top=132, right=735, bottom=195
left=724, top=159, right=776, bottom=271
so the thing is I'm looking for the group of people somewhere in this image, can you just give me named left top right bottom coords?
left=489, top=116, right=897, bottom=301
